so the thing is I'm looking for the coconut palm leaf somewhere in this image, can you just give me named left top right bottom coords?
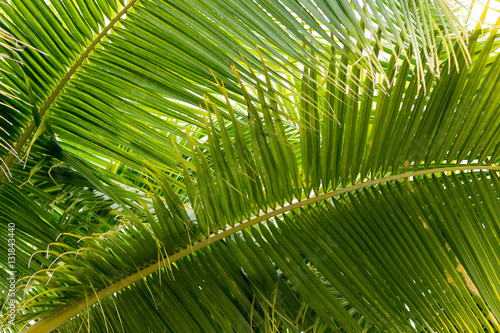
left=1, top=0, right=500, bottom=332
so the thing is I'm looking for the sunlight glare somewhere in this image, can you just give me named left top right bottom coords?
left=466, top=0, right=500, bottom=26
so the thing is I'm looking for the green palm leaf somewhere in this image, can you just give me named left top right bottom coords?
left=1, top=0, right=500, bottom=332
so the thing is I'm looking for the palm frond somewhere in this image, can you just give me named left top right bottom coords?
left=1, top=1, right=500, bottom=332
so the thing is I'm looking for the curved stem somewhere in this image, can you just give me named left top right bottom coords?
left=23, top=165, right=500, bottom=333
left=0, top=1, right=139, bottom=184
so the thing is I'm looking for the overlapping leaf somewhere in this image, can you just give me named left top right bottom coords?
left=1, top=1, right=500, bottom=332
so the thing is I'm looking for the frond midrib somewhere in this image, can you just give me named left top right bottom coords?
left=0, top=1, right=139, bottom=185
left=23, top=164, right=500, bottom=333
